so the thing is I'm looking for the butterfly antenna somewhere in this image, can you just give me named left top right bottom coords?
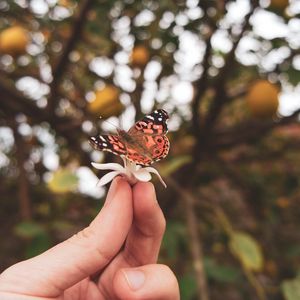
left=98, top=116, right=120, bottom=130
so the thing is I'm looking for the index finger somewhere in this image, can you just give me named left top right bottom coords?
left=123, top=181, right=166, bottom=265
left=0, top=177, right=133, bottom=297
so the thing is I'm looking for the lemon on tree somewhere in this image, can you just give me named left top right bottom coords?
left=0, top=26, right=29, bottom=56
left=269, top=0, right=289, bottom=10
left=87, top=85, right=123, bottom=118
left=130, top=45, right=150, bottom=67
left=246, top=80, right=279, bottom=118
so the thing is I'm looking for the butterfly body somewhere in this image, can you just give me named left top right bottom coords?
left=90, top=109, right=170, bottom=166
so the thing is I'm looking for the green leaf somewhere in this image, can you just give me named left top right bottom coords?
left=14, top=221, right=46, bottom=239
left=204, top=257, right=240, bottom=283
left=286, top=245, right=300, bottom=258
left=161, top=221, right=186, bottom=259
left=229, top=231, right=264, bottom=272
left=48, top=168, right=79, bottom=194
left=285, top=68, right=300, bottom=86
left=14, top=222, right=51, bottom=258
left=179, top=274, right=197, bottom=300
left=281, top=277, right=300, bottom=300
left=25, top=233, right=51, bottom=258
left=51, top=220, right=74, bottom=231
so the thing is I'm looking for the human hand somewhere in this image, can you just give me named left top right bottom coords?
left=0, top=177, right=179, bottom=299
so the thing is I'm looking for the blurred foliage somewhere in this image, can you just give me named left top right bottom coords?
left=281, top=276, right=300, bottom=300
left=229, top=231, right=264, bottom=272
left=0, top=0, right=300, bottom=299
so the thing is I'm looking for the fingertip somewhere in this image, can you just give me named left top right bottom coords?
left=113, top=265, right=180, bottom=300
left=132, top=181, right=162, bottom=227
left=105, top=176, right=132, bottom=206
left=133, top=181, right=157, bottom=204
left=132, top=181, right=159, bottom=222
left=134, top=180, right=155, bottom=193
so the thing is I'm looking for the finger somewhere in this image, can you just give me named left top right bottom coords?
left=113, top=264, right=180, bottom=300
left=123, top=181, right=166, bottom=265
left=96, top=182, right=165, bottom=298
left=0, top=177, right=133, bottom=297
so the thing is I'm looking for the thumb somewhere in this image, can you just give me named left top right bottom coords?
left=0, top=177, right=133, bottom=297
left=113, top=264, right=180, bottom=300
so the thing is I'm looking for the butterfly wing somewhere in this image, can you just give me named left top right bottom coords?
left=90, top=134, right=166, bottom=166
left=89, top=135, right=127, bottom=156
left=90, top=109, right=170, bottom=166
left=125, top=146, right=154, bottom=166
left=128, top=109, right=169, bottom=136
left=126, top=109, right=170, bottom=165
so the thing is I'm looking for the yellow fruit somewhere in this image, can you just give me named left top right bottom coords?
left=58, top=0, right=72, bottom=7
left=87, top=85, right=123, bottom=118
left=270, top=0, right=289, bottom=10
left=276, top=197, right=290, bottom=208
left=0, top=26, right=29, bottom=56
left=48, top=169, right=78, bottom=194
left=130, top=45, right=150, bottom=67
left=246, top=80, right=279, bottom=118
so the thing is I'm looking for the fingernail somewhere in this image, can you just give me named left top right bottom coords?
left=123, top=269, right=145, bottom=290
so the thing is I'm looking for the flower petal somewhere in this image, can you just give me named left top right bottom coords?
left=91, top=162, right=124, bottom=171
left=122, top=156, right=127, bottom=167
left=144, top=167, right=167, bottom=188
left=134, top=168, right=152, bottom=182
left=97, top=170, right=123, bottom=187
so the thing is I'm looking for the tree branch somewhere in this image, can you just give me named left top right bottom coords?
left=214, top=109, right=300, bottom=149
left=166, top=176, right=210, bottom=300
left=11, top=120, right=32, bottom=220
left=47, top=0, right=94, bottom=111
left=192, top=34, right=213, bottom=136
left=203, top=1, right=259, bottom=132
left=0, top=77, right=91, bottom=167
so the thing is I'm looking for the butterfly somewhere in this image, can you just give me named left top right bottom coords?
left=89, top=109, right=170, bottom=166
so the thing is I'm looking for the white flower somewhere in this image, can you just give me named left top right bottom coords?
left=91, top=157, right=167, bottom=188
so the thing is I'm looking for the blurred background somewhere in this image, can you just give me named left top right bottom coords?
left=0, top=0, right=300, bottom=299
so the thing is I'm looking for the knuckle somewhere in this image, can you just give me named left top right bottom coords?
left=78, top=225, right=95, bottom=240
left=94, top=245, right=111, bottom=265
left=68, top=226, right=111, bottom=264
left=69, top=225, right=95, bottom=246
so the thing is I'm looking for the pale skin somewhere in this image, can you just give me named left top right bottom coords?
left=0, top=177, right=179, bottom=300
